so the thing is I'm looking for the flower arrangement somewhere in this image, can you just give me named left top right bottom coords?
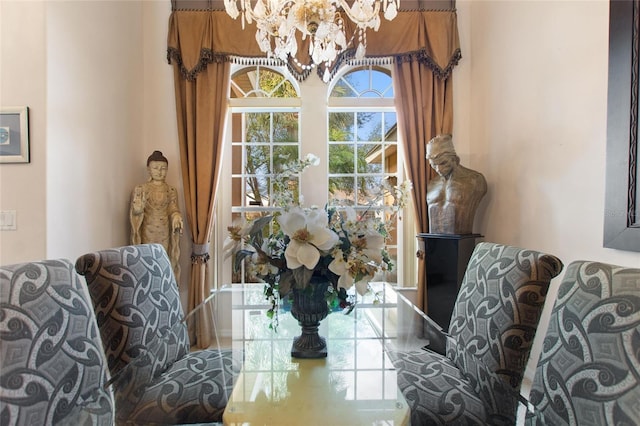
left=224, top=154, right=411, bottom=327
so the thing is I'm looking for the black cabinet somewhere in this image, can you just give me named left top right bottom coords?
left=417, top=233, right=482, bottom=331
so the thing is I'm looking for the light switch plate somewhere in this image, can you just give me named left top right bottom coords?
left=0, top=210, right=17, bottom=230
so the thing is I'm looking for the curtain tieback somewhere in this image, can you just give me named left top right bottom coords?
left=191, top=243, right=210, bottom=264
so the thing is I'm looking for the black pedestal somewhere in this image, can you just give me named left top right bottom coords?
left=417, top=233, right=482, bottom=331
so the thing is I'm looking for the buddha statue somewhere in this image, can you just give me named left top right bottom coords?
left=130, top=151, right=184, bottom=278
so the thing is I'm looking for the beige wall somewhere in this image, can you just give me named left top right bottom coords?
left=455, top=0, right=640, bottom=381
left=46, top=0, right=145, bottom=261
left=0, top=1, right=188, bottom=281
left=454, top=0, right=640, bottom=270
left=0, top=1, right=47, bottom=264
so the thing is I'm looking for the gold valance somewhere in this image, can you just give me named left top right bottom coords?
left=167, top=10, right=461, bottom=81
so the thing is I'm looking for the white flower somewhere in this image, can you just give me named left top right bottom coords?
left=354, top=231, right=385, bottom=264
left=250, top=248, right=278, bottom=276
left=304, top=153, right=320, bottom=166
left=278, top=207, right=339, bottom=270
left=328, top=250, right=352, bottom=288
left=328, top=255, right=370, bottom=296
left=223, top=218, right=251, bottom=259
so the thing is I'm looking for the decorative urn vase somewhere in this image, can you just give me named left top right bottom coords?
left=290, top=278, right=330, bottom=359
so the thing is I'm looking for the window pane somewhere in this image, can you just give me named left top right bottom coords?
left=245, top=175, right=269, bottom=206
left=330, top=78, right=357, bottom=97
left=273, top=112, right=298, bottom=142
left=358, top=143, right=383, bottom=174
left=329, top=66, right=393, bottom=98
left=358, top=176, right=385, bottom=205
left=278, top=176, right=301, bottom=205
left=273, top=80, right=296, bottom=97
left=328, top=177, right=355, bottom=203
left=231, top=66, right=299, bottom=99
left=273, top=145, right=299, bottom=172
left=358, top=112, right=381, bottom=141
left=384, top=112, right=397, bottom=140
left=329, top=144, right=354, bottom=174
left=329, top=112, right=354, bottom=141
left=246, top=145, right=270, bottom=174
left=371, top=70, right=393, bottom=97
left=260, top=69, right=285, bottom=93
left=246, top=113, right=271, bottom=143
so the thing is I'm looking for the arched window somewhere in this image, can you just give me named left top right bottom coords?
left=218, top=63, right=413, bottom=288
left=228, top=66, right=301, bottom=212
left=328, top=66, right=401, bottom=283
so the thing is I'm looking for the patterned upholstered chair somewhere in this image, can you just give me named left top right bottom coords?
left=525, top=260, right=640, bottom=425
left=75, top=243, right=240, bottom=425
left=0, top=259, right=114, bottom=425
left=391, top=242, right=563, bottom=425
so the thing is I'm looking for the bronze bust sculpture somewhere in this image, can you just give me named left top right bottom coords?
left=426, top=134, right=487, bottom=234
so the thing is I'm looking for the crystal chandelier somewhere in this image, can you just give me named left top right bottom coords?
left=224, top=0, right=399, bottom=73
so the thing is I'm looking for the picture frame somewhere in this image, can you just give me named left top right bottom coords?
left=604, top=0, right=639, bottom=252
left=0, top=106, right=30, bottom=164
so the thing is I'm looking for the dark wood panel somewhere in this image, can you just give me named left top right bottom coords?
left=604, top=0, right=640, bottom=252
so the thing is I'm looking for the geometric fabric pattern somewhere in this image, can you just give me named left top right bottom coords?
left=389, top=348, right=489, bottom=425
left=75, top=244, right=190, bottom=383
left=0, top=259, right=115, bottom=425
left=394, top=242, right=563, bottom=425
left=526, top=260, right=640, bottom=426
left=75, top=244, right=240, bottom=425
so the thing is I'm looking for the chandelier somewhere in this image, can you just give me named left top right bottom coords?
left=224, top=0, right=399, bottom=75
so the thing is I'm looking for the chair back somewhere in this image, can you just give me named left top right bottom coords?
left=527, top=261, right=640, bottom=425
left=0, top=259, right=114, bottom=425
left=75, top=244, right=189, bottom=380
left=446, top=242, right=563, bottom=421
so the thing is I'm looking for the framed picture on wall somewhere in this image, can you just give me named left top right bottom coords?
left=0, top=106, right=30, bottom=164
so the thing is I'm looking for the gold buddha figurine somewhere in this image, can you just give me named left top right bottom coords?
left=130, top=150, right=184, bottom=279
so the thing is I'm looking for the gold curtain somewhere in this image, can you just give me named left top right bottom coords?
left=169, top=12, right=231, bottom=347
left=167, top=9, right=460, bottom=339
left=394, top=60, right=454, bottom=312
left=167, top=10, right=460, bottom=81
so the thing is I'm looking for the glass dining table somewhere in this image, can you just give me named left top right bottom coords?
left=208, top=282, right=444, bottom=426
